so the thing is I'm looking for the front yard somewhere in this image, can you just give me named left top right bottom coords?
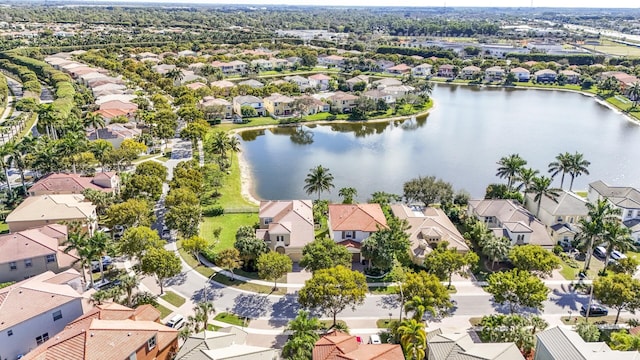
left=199, top=213, right=258, bottom=251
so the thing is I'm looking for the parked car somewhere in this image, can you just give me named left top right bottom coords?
left=166, top=314, right=185, bottom=329
left=611, top=250, right=627, bottom=261
left=580, top=304, right=608, bottom=317
left=93, top=278, right=122, bottom=291
left=91, top=256, right=113, bottom=272
left=368, top=335, right=382, bottom=344
left=593, top=246, right=607, bottom=259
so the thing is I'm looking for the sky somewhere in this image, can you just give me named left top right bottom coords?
left=121, top=0, right=638, bottom=7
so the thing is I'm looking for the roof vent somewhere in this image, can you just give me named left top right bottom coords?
left=90, top=333, right=94, bottom=337
left=128, top=332, right=131, bottom=336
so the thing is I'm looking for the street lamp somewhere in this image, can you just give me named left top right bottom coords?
left=203, top=271, right=216, bottom=302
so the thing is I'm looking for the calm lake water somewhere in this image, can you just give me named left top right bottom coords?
left=240, top=84, right=640, bottom=201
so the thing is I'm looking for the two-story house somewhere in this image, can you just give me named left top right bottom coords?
left=264, top=93, right=295, bottom=117
left=362, top=89, right=395, bottom=105
left=485, top=66, right=506, bottom=82
left=510, top=67, right=531, bottom=82
left=5, top=194, right=98, bottom=234
left=318, top=55, right=345, bottom=68
left=588, top=180, right=640, bottom=243
left=411, top=63, right=433, bottom=77
left=328, top=92, right=359, bottom=113
left=232, top=95, right=266, bottom=117
left=467, top=199, right=554, bottom=248
left=0, top=225, right=78, bottom=283
left=345, top=75, right=370, bottom=91
left=327, top=204, right=388, bottom=263
left=535, top=69, right=558, bottom=83
left=560, top=69, right=581, bottom=84
left=437, top=64, right=456, bottom=78
left=308, top=73, right=332, bottom=91
left=199, top=97, right=233, bottom=119
left=524, top=191, right=588, bottom=248
left=460, top=65, right=481, bottom=80
left=285, top=75, right=311, bottom=91
left=28, top=172, right=120, bottom=196
left=0, top=271, right=85, bottom=360
left=255, top=200, right=314, bottom=262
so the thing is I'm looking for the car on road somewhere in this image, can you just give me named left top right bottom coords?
left=611, top=250, right=627, bottom=261
left=162, top=226, right=171, bottom=239
left=593, top=246, right=607, bottom=259
left=580, top=304, right=608, bottom=317
left=166, top=314, right=185, bottom=329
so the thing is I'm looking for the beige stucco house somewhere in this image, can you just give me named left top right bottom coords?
left=5, top=194, right=97, bottom=234
left=328, top=92, right=359, bottom=113
left=391, top=204, right=469, bottom=266
left=524, top=191, right=588, bottom=247
left=327, top=204, right=388, bottom=263
left=534, top=326, right=640, bottom=360
left=264, top=93, right=295, bottom=117
left=428, top=329, right=524, bottom=360
left=255, top=200, right=314, bottom=262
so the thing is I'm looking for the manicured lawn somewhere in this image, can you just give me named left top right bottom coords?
left=369, top=286, right=398, bottom=295
left=558, top=254, right=605, bottom=280
left=217, top=152, right=260, bottom=209
left=607, top=97, right=640, bottom=121
left=561, top=315, right=627, bottom=325
left=200, top=213, right=258, bottom=251
left=155, top=304, right=173, bottom=319
left=214, top=312, right=249, bottom=326
left=376, top=319, right=399, bottom=329
left=161, top=291, right=186, bottom=308
left=207, top=324, right=221, bottom=331
left=0, top=221, right=9, bottom=234
left=215, top=118, right=279, bottom=131
left=319, top=320, right=348, bottom=330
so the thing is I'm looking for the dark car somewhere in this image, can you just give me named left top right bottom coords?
left=580, top=304, right=608, bottom=317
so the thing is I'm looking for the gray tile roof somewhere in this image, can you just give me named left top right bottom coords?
left=525, top=191, right=589, bottom=216
left=590, top=180, right=640, bottom=209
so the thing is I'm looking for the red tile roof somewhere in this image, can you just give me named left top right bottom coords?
left=29, top=173, right=116, bottom=194
left=313, top=330, right=403, bottom=360
left=328, top=204, right=388, bottom=232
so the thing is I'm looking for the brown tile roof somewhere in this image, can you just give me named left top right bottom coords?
left=328, top=204, right=388, bottom=232
left=29, top=173, right=116, bottom=194
left=98, top=100, right=138, bottom=111
left=0, top=225, right=78, bottom=267
left=309, top=73, right=332, bottom=81
left=328, top=92, right=359, bottom=102
left=313, top=330, right=403, bottom=360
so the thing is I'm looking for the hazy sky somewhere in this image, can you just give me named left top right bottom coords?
left=139, top=0, right=638, bottom=7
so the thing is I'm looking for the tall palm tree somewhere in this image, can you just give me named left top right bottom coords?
left=628, top=82, right=640, bottom=110
left=568, top=152, right=590, bottom=191
left=286, top=310, right=321, bottom=339
left=37, top=103, right=60, bottom=139
left=482, top=236, right=511, bottom=269
left=548, top=152, right=572, bottom=189
left=118, top=273, right=139, bottom=307
left=8, top=140, right=29, bottom=196
left=83, top=112, right=106, bottom=139
left=404, top=296, right=434, bottom=322
left=576, top=199, right=621, bottom=271
left=338, top=187, right=358, bottom=204
left=303, top=165, right=335, bottom=200
left=496, top=154, right=527, bottom=191
left=0, top=142, right=14, bottom=200
left=188, top=301, right=216, bottom=332
left=602, top=221, right=635, bottom=269
left=515, top=167, right=539, bottom=201
left=226, top=136, right=241, bottom=166
left=63, top=232, right=96, bottom=287
left=59, top=132, right=88, bottom=173
left=90, top=140, right=113, bottom=171
left=528, top=176, right=561, bottom=218
left=89, top=231, right=112, bottom=282
left=397, top=318, right=427, bottom=360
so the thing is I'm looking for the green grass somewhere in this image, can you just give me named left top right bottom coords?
left=0, top=221, right=8, bottom=234
left=558, top=254, right=605, bottom=280
left=574, top=191, right=588, bottom=198
left=155, top=304, right=173, bottom=319
left=200, top=213, right=258, bottom=251
left=161, top=291, right=186, bottom=308
left=319, top=320, right=348, bottom=330
left=376, top=319, right=399, bottom=329
left=216, top=118, right=279, bottom=131
left=607, top=97, right=640, bottom=121
left=207, top=324, right=222, bottom=331
left=369, top=286, right=398, bottom=295
left=214, top=312, right=249, bottom=326
left=16, top=113, right=37, bottom=140
left=561, top=315, right=627, bottom=325
left=216, top=152, right=260, bottom=209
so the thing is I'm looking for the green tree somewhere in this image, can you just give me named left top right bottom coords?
left=424, top=242, right=478, bottom=288
left=576, top=199, right=621, bottom=271
left=610, top=331, right=640, bottom=351
left=401, top=271, right=453, bottom=318
left=593, top=273, right=640, bottom=324
left=496, top=154, right=527, bottom=191
left=402, top=176, right=453, bottom=207
left=216, top=248, right=242, bottom=280
left=396, top=318, right=426, bottom=360
left=165, top=187, right=199, bottom=208
left=628, top=82, right=640, bottom=109
left=609, top=256, right=640, bottom=275
left=515, top=167, right=539, bottom=195
left=118, top=273, right=139, bottom=307
left=83, top=112, right=106, bottom=138
left=119, top=226, right=164, bottom=262
left=298, top=265, right=367, bottom=327
left=135, top=161, right=168, bottom=182
left=257, top=251, right=293, bottom=290
left=234, top=235, right=268, bottom=271
left=602, top=221, right=635, bottom=269
left=282, top=310, right=322, bottom=360
left=508, top=244, right=560, bottom=277
left=404, top=296, right=434, bottom=322
left=568, top=152, right=590, bottom=191
left=479, top=314, right=547, bottom=354
left=361, top=217, right=411, bottom=271
left=575, top=321, right=601, bottom=342
left=548, top=152, right=572, bottom=189
left=303, top=165, right=335, bottom=200
left=122, top=174, right=163, bottom=201
left=187, top=301, right=216, bottom=333
left=140, top=247, right=181, bottom=294
left=482, top=236, right=511, bottom=269
left=300, top=237, right=352, bottom=272
left=182, top=236, right=209, bottom=265
left=106, top=199, right=154, bottom=228
left=90, top=139, right=114, bottom=170
left=165, top=203, right=202, bottom=239
left=527, top=176, right=561, bottom=218
left=63, top=232, right=94, bottom=286
left=338, top=187, right=358, bottom=204
left=486, top=269, right=549, bottom=313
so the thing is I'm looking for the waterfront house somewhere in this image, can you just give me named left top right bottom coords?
left=255, top=200, right=314, bottom=262
left=327, top=204, right=388, bottom=263
left=524, top=191, right=588, bottom=247
left=199, top=97, right=233, bottom=119
left=485, top=66, right=505, bottom=82
left=232, top=95, right=266, bottom=116
left=292, top=95, right=330, bottom=115
left=510, top=67, right=531, bottom=82
left=588, top=180, right=640, bottom=243
left=535, top=69, right=558, bottom=83
left=382, top=85, right=415, bottom=98
left=560, top=69, right=581, bottom=84
left=264, top=93, right=295, bottom=117
left=412, top=63, right=433, bottom=77
left=362, top=89, right=395, bottom=104
left=327, top=92, right=359, bottom=113
left=387, top=63, right=412, bottom=75
left=372, top=77, right=403, bottom=90
left=437, top=64, right=456, bottom=78
left=392, top=204, right=469, bottom=266
left=460, top=65, right=481, bottom=80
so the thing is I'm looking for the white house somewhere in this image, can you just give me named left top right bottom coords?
left=412, top=63, right=433, bottom=77
left=510, top=67, right=531, bottom=82
left=308, top=73, right=331, bottom=91
left=588, top=180, right=640, bottom=243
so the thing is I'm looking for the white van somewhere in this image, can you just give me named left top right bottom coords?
left=368, top=334, right=382, bottom=344
left=166, top=314, right=185, bottom=329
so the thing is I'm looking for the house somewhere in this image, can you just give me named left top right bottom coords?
left=292, top=95, right=330, bottom=115
left=600, top=71, right=640, bottom=92
left=99, top=100, right=138, bottom=112
left=0, top=271, right=85, bottom=360
left=510, top=67, right=531, bottom=82
left=412, top=63, right=433, bottom=77
left=383, top=85, right=415, bottom=98
left=210, top=80, right=236, bottom=90
left=524, top=191, right=588, bottom=247
left=255, top=200, right=314, bottom=262
left=178, top=49, right=197, bottom=57
left=93, top=108, right=136, bottom=122
left=313, top=330, right=404, bottom=360
left=560, top=69, right=581, bottom=84
left=92, top=83, right=127, bottom=97
left=376, top=59, right=396, bottom=72
left=327, top=92, right=360, bottom=113
left=228, top=60, right=247, bottom=74
left=535, top=69, right=558, bottom=83
left=460, top=65, right=481, bottom=79
left=264, top=93, right=295, bottom=117
left=327, top=204, right=388, bottom=263
left=0, top=225, right=76, bottom=283
left=5, top=194, right=97, bottom=234
left=387, top=63, right=412, bottom=74
left=427, top=329, right=524, bottom=360
left=176, top=328, right=276, bottom=360
left=232, top=95, right=266, bottom=117
left=534, top=326, right=640, bottom=360
left=308, top=73, right=332, bottom=91
left=588, top=180, right=640, bottom=243
left=86, top=77, right=125, bottom=89
left=199, top=97, right=234, bottom=119
left=152, top=64, right=177, bottom=75
left=78, top=72, right=110, bottom=87
left=485, top=66, right=505, bottom=81
left=238, top=79, right=264, bottom=88
left=318, top=55, right=345, bottom=68
left=271, top=57, right=290, bottom=69
left=467, top=199, right=554, bottom=248
left=87, top=123, right=143, bottom=148
left=95, top=94, right=136, bottom=106
left=285, top=75, right=311, bottom=90
left=372, top=77, right=403, bottom=89
left=251, top=58, right=273, bottom=71
left=24, top=303, right=179, bottom=360
left=345, top=75, right=369, bottom=91
left=185, top=81, right=208, bottom=90
left=437, top=64, right=456, bottom=78
left=29, top=172, right=119, bottom=196
left=391, top=204, right=469, bottom=266
left=363, top=89, right=395, bottom=104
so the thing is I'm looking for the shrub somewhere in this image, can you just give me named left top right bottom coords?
left=201, top=247, right=217, bottom=263
left=326, top=114, right=337, bottom=121
left=553, top=245, right=563, bottom=255
left=203, top=205, right=224, bottom=217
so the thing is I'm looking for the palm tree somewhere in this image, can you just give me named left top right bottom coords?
left=528, top=176, right=561, bottom=218
left=286, top=310, right=321, bottom=339
left=208, top=131, right=229, bottom=159
left=37, top=103, right=60, bottom=139
left=515, top=167, right=539, bottom=196
left=0, top=142, right=14, bottom=200
left=89, top=231, right=112, bottom=282
left=59, top=132, right=88, bottom=173
left=482, top=236, right=511, bottom=269
left=8, top=140, right=29, bottom=196
left=496, top=154, right=527, bottom=191
left=119, top=273, right=139, bottom=307
left=63, top=232, right=96, bottom=287
left=188, top=301, right=216, bottom=332
left=83, top=112, right=106, bottom=139
left=90, top=140, right=113, bottom=171
left=226, top=135, right=241, bottom=166
left=568, top=152, right=590, bottom=191
left=338, top=187, right=358, bottom=204
left=303, top=165, right=335, bottom=200
left=166, top=68, right=184, bottom=85
left=576, top=199, right=621, bottom=271
left=628, top=82, right=640, bottom=110
left=397, top=318, right=427, bottom=360
left=404, top=296, right=434, bottom=322
left=548, top=152, right=572, bottom=189
left=602, top=222, right=635, bottom=270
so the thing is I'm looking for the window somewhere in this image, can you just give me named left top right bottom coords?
left=264, top=218, right=272, bottom=225
left=8, top=330, right=13, bottom=337
left=147, top=335, right=157, bottom=350
left=628, top=210, right=633, bottom=218
left=276, top=235, right=284, bottom=242
left=129, top=353, right=137, bottom=360
left=570, top=217, right=575, bottom=223
left=343, top=231, right=356, bottom=239
left=24, top=259, right=32, bottom=268
left=9, top=262, right=16, bottom=270
left=36, top=333, right=49, bottom=345
left=557, top=217, right=563, bottom=223
left=52, top=310, right=62, bottom=321
left=46, top=254, right=56, bottom=263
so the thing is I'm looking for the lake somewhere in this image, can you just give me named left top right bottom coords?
left=239, top=84, right=640, bottom=201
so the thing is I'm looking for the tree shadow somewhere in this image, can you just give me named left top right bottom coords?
left=164, top=271, right=187, bottom=287
left=549, top=284, right=588, bottom=311
left=190, top=285, right=222, bottom=303
left=271, top=334, right=289, bottom=349
left=269, top=294, right=300, bottom=326
left=232, top=293, right=270, bottom=319
left=490, top=299, right=540, bottom=316
left=377, top=295, right=400, bottom=310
